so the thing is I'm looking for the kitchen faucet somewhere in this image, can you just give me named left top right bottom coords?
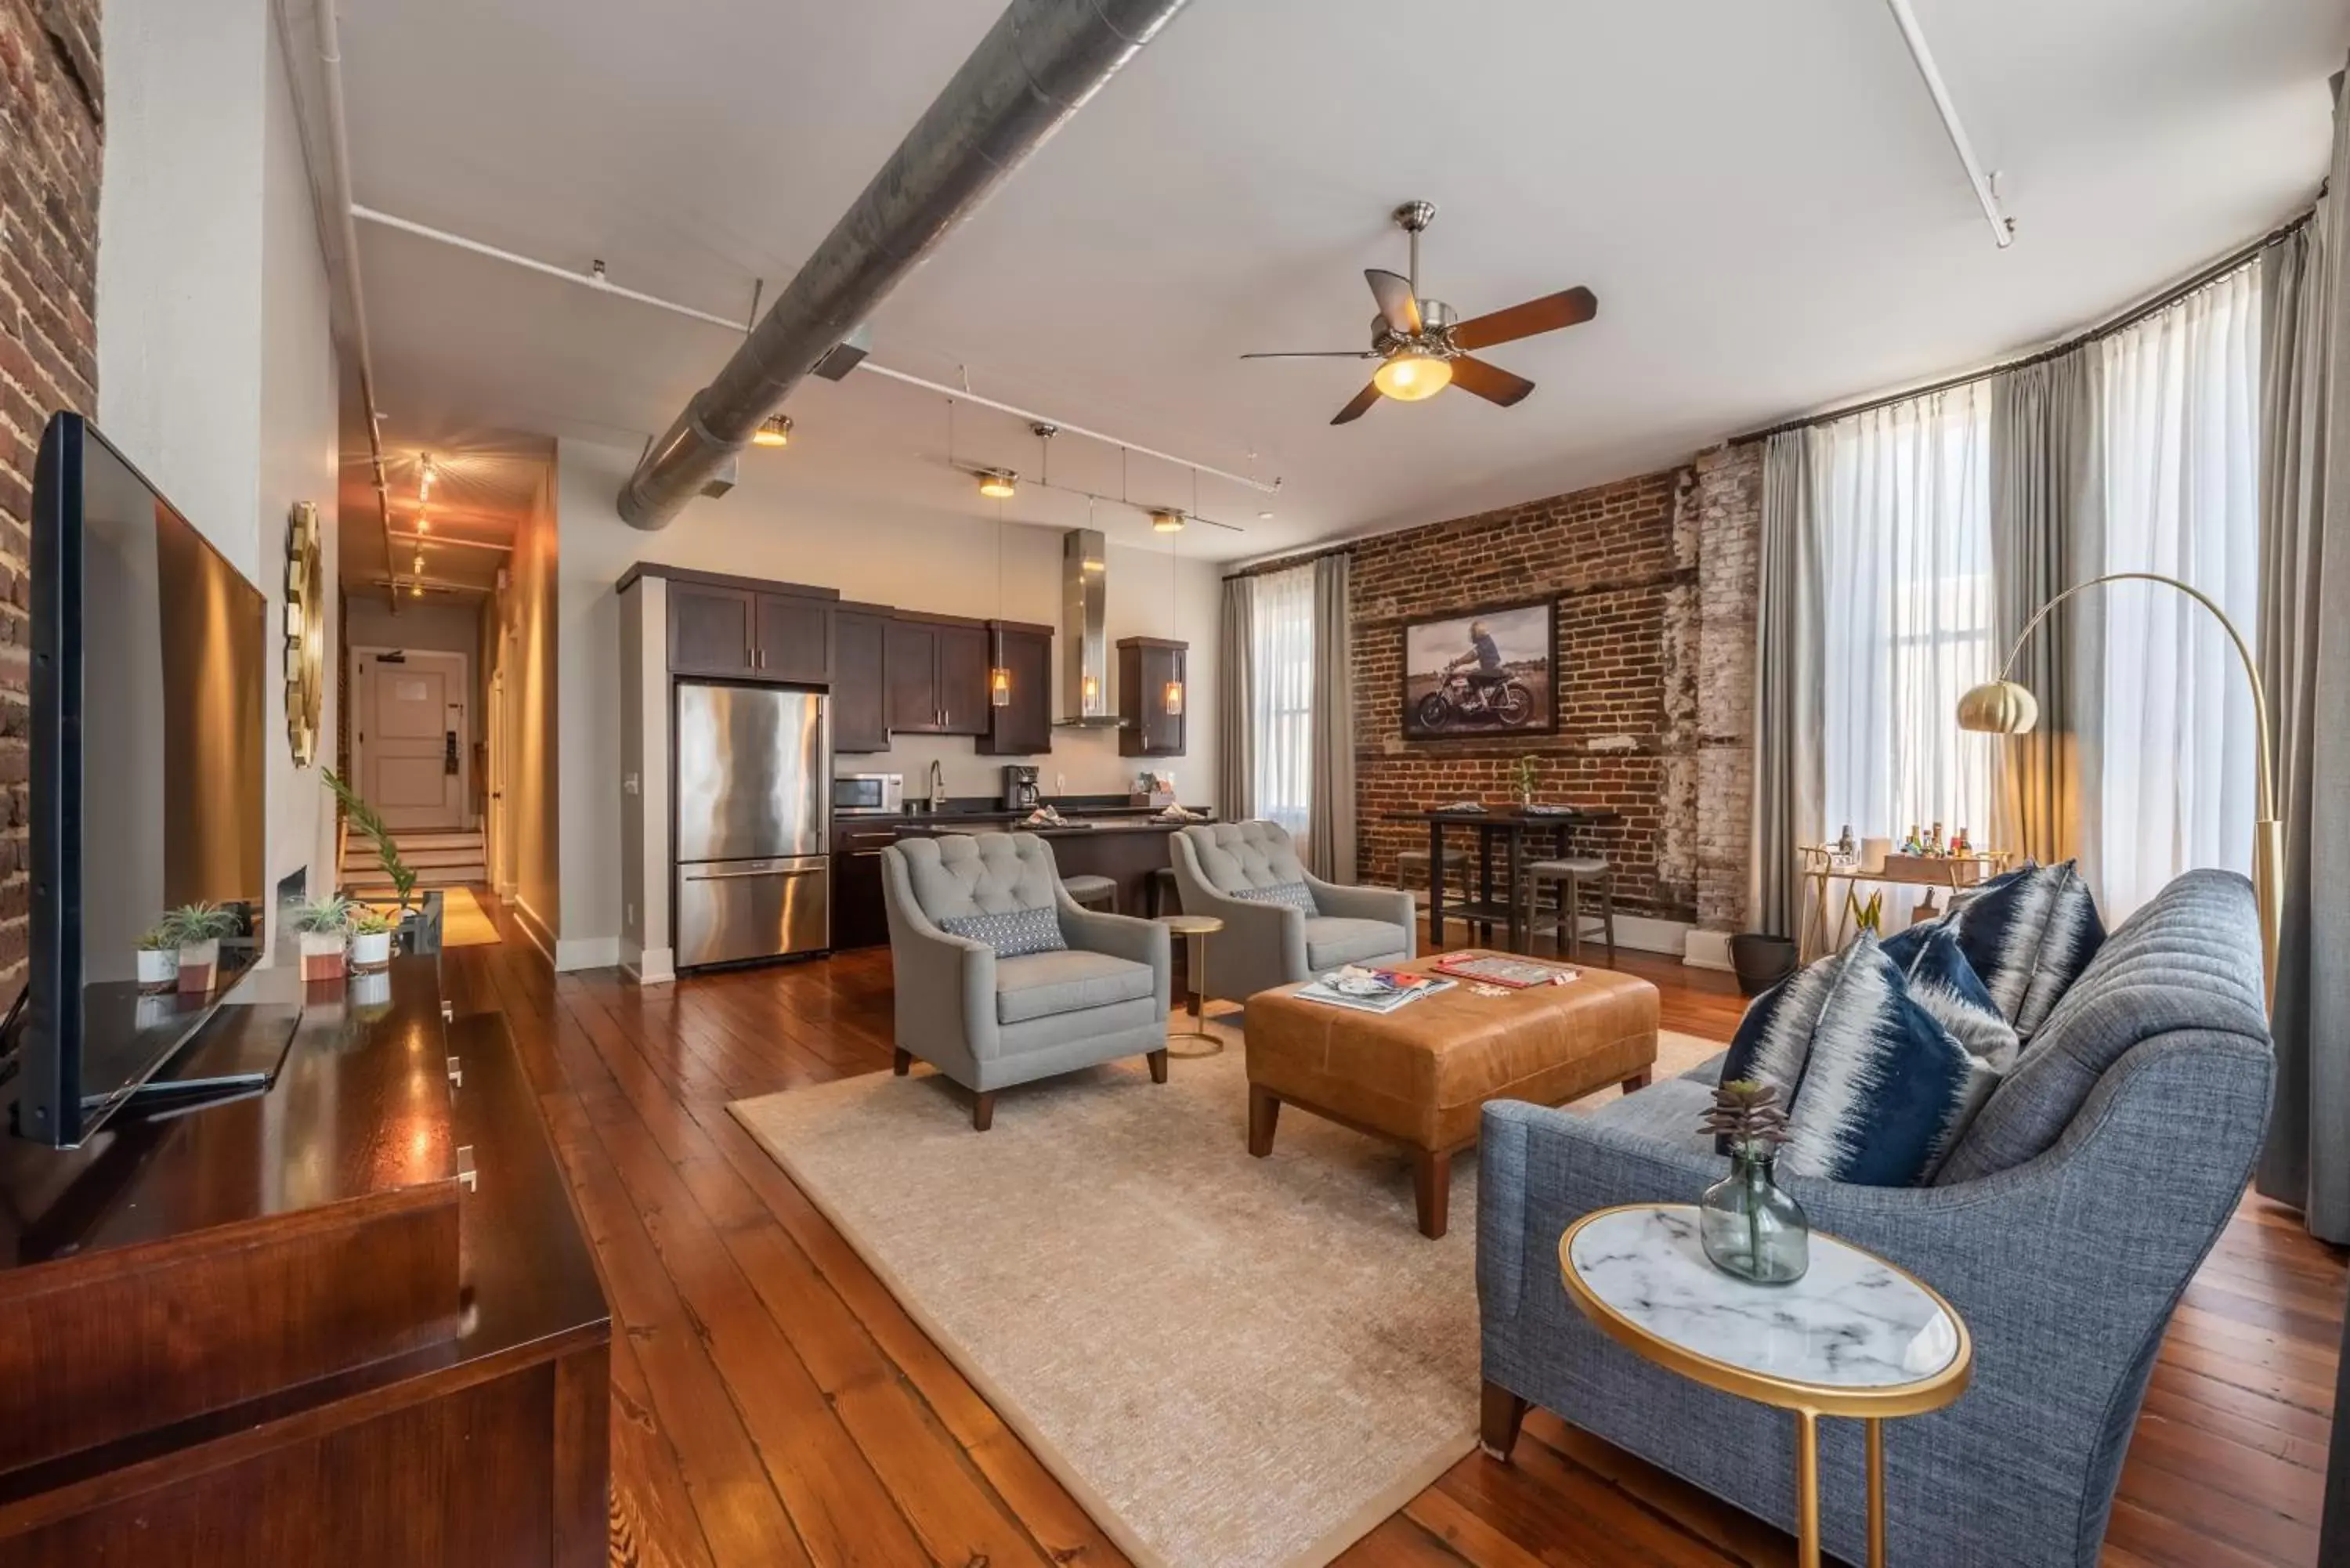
left=928, top=759, right=946, bottom=813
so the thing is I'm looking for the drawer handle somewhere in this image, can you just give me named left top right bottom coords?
left=455, top=1144, right=478, bottom=1194
left=446, top=1055, right=463, bottom=1089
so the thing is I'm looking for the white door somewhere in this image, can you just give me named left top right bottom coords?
left=363, top=657, right=461, bottom=829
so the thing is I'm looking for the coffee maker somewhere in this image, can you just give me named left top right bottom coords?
left=1001, top=765, right=1042, bottom=811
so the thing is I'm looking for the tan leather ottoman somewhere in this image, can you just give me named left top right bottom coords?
left=1244, top=952, right=1660, bottom=1237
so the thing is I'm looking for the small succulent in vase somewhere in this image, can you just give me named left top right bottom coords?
left=160, top=902, right=240, bottom=995
left=347, top=905, right=398, bottom=975
left=1512, top=753, right=1542, bottom=807
left=1696, top=1078, right=1810, bottom=1284
left=134, top=925, right=177, bottom=995
left=289, top=894, right=355, bottom=982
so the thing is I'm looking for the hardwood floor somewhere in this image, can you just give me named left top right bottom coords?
left=450, top=898, right=2343, bottom=1568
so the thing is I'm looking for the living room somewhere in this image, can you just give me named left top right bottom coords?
left=0, top=2, right=2344, bottom=1566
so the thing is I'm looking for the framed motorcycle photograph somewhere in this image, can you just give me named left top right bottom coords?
left=1399, top=598, right=1558, bottom=739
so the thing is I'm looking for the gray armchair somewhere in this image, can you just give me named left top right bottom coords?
left=1475, top=870, right=2274, bottom=1567
left=882, top=832, right=1171, bottom=1129
left=1167, top=821, right=1415, bottom=1004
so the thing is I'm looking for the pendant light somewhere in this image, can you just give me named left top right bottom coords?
left=1162, top=479, right=1187, bottom=715
left=989, top=497, right=1012, bottom=706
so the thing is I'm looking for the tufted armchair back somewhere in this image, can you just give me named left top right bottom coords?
left=890, top=832, right=1063, bottom=923
left=1177, top=821, right=1307, bottom=895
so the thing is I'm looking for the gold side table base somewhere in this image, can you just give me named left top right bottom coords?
left=1161, top=916, right=1226, bottom=1058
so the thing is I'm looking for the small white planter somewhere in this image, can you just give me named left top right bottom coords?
left=299, top=929, right=348, bottom=982
left=176, top=938, right=221, bottom=995
left=349, top=929, right=394, bottom=974
left=136, top=947, right=176, bottom=995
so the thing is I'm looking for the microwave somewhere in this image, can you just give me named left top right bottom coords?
left=834, top=771, right=903, bottom=816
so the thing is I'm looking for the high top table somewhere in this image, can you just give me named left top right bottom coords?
left=1385, top=806, right=1624, bottom=953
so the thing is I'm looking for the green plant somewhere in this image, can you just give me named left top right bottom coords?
left=288, top=894, right=355, bottom=937
left=135, top=925, right=172, bottom=952
left=1513, top=753, right=1542, bottom=801
left=158, top=902, right=238, bottom=948
left=348, top=906, right=396, bottom=937
left=324, top=768, right=418, bottom=910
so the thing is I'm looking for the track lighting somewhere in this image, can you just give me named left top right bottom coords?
left=1151, top=510, right=1186, bottom=533
left=418, top=453, right=436, bottom=499
left=753, top=414, right=792, bottom=448
left=975, top=468, right=1017, bottom=500
left=414, top=509, right=430, bottom=534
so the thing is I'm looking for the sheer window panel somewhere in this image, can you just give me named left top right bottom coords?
left=2088, top=264, right=2261, bottom=923
left=1250, top=565, right=1315, bottom=839
left=1810, top=384, right=1998, bottom=924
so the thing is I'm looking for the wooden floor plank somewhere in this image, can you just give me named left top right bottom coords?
left=450, top=895, right=2345, bottom=1568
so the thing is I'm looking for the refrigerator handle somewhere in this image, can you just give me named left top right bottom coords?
left=683, top=864, right=824, bottom=882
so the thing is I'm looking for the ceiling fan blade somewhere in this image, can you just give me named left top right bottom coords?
left=1448, top=355, right=1535, bottom=408
left=1448, top=287, right=1597, bottom=352
left=1331, top=379, right=1383, bottom=425
left=1364, top=268, right=1423, bottom=335
left=1239, top=349, right=1379, bottom=359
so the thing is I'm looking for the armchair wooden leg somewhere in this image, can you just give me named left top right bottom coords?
left=1147, top=1048, right=1169, bottom=1084
left=1480, top=1381, right=1528, bottom=1462
left=971, top=1091, right=996, bottom=1133
left=1412, top=1148, right=1451, bottom=1239
left=1247, top=1085, right=1280, bottom=1156
left=1622, top=1067, right=1652, bottom=1094
left=893, top=1048, right=913, bottom=1077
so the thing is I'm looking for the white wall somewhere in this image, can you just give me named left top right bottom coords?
left=554, top=437, right=1222, bottom=959
left=97, top=0, right=340, bottom=959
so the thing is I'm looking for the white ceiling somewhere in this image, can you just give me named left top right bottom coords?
left=334, top=0, right=2345, bottom=569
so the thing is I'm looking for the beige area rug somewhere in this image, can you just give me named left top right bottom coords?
left=436, top=886, right=499, bottom=948
left=729, top=1020, right=1724, bottom=1568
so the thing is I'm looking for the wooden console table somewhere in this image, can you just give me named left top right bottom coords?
left=0, top=956, right=609, bottom=1564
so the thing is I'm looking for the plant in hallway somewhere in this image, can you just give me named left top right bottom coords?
left=160, top=902, right=240, bottom=995
left=134, top=923, right=177, bottom=995
left=347, top=905, right=397, bottom=974
left=289, top=894, right=356, bottom=982
left=324, top=768, right=418, bottom=911
left=1697, top=1078, right=1809, bottom=1284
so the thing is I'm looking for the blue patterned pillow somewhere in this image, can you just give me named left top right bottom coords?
left=940, top=905, right=1065, bottom=958
left=1776, top=936, right=2002, bottom=1186
left=1230, top=880, right=1318, bottom=913
left=1893, top=924, right=2021, bottom=1072
left=1884, top=861, right=2104, bottom=1040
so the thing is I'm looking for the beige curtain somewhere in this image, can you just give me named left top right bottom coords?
left=1217, top=574, right=1256, bottom=822
left=1307, top=554, right=1355, bottom=881
left=2254, top=140, right=2350, bottom=1242
left=1986, top=352, right=2095, bottom=866
left=1748, top=432, right=1817, bottom=937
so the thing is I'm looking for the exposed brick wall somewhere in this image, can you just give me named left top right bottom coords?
left=1247, top=445, right=1763, bottom=935
left=0, top=0, right=99, bottom=989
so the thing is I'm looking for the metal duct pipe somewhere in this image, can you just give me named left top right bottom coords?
left=616, top=0, right=1194, bottom=529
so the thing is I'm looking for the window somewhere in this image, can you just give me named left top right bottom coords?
left=1249, top=565, right=1314, bottom=836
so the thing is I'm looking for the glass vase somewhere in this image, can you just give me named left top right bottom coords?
left=1699, top=1149, right=1810, bottom=1284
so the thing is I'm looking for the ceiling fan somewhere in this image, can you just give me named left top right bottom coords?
left=1243, top=201, right=1597, bottom=425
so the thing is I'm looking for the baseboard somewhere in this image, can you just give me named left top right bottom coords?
left=512, top=898, right=557, bottom=965
left=496, top=879, right=518, bottom=899
left=622, top=945, right=676, bottom=988
left=555, top=934, right=622, bottom=972
left=1611, top=914, right=1692, bottom=958
left=1683, top=928, right=1736, bottom=973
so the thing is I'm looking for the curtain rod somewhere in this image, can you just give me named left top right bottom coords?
left=1730, top=206, right=2315, bottom=446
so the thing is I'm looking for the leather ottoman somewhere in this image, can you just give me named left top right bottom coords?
left=1244, top=952, right=1660, bottom=1237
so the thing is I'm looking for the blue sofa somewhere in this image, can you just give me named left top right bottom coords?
left=1475, top=870, right=2275, bottom=1567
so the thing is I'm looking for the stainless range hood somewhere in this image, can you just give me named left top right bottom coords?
left=1054, top=528, right=1130, bottom=728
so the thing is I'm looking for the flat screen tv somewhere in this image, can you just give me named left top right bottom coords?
left=3, top=412, right=267, bottom=1146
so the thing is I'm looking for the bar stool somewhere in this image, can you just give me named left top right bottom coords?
left=1063, top=874, right=1118, bottom=913
left=1394, top=847, right=1470, bottom=905
left=1148, top=865, right=1180, bottom=919
left=1520, top=856, right=1616, bottom=963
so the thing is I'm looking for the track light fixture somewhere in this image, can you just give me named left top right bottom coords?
left=418, top=453, right=436, bottom=499
left=1150, top=509, right=1186, bottom=533
left=975, top=468, right=1017, bottom=500
left=753, top=413, right=793, bottom=448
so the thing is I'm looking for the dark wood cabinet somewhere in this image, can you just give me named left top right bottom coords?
left=755, top=591, right=833, bottom=683
left=1119, top=637, right=1188, bottom=756
left=831, top=606, right=891, bottom=753
left=669, top=582, right=758, bottom=676
left=977, top=622, right=1053, bottom=756
left=830, top=822, right=900, bottom=949
left=884, top=615, right=992, bottom=735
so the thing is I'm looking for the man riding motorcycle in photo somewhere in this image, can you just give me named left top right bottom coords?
left=1442, top=620, right=1508, bottom=714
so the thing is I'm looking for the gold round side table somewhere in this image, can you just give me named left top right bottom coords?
left=1157, top=913, right=1224, bottom=1057
left=1558, top=1203, right=1972, bottom=1568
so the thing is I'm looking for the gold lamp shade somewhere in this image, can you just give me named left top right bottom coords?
left=1955, top=680, right=2039, bottom=735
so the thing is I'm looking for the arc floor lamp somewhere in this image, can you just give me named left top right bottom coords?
left=1955, top=570, right=2280, bottom=1006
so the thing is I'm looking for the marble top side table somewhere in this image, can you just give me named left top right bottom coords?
left=1556, top=1203, right=1972, bottom=1568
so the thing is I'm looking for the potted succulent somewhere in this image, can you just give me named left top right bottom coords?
left=289, top=894, right=355, bottom=982
left=1697, top=1078, right=1810, bottom=1284
left=348, top=905, right=397, bottom=974
left=134, top=924, right=177, bottom=995
left=161, top=902, right=240, bottom=995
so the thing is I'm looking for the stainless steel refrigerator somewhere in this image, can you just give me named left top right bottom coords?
left=674, top=682, right=830, bottom=968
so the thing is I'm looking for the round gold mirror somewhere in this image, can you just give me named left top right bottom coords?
left=284, top=500, right=326, bottom=766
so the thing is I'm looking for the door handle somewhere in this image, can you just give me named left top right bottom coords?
left=685, top=865, right=822, bottom=882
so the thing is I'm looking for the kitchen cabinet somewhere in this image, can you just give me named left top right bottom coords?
left=1118, top=638, right=1188, bottom=757
left=830, top=822, right=899, bottom=949
left=885, top=615, right=991, bottom=736
left=755, top=591, right=833, bottom=683
left=975, top=622, right=1053, bottom=756
left=657, top=570, right=834, bottom=682
left=832, top=606, right=891, bottom=753
left=669, top=583, right=757, bottom=677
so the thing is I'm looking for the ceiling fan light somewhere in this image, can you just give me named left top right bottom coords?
left=1374, top=352, right=1452, bottom=402
left=753, top=414, right=792, bottom=448
left=976, top=468, right=1017, bottom=499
